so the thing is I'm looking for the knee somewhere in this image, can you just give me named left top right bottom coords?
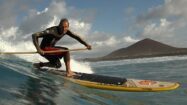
left=61, top=47, right=68, bottom=50
left=65, top=47, right=68, bottom=50
left=62, top=47, right=69, bottom=54
left=65, top=49, right=70, bottom=55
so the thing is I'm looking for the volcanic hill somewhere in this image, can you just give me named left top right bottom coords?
left=84, top=38, right=187, bottom=61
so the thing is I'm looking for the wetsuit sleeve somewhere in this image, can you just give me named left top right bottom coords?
left=32, top=29, right=51, bottom=51
left=66, top=30, right=89, bottom=46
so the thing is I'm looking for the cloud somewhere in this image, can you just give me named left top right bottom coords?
left=0, top=0, right=48, bottom=28
left=123, top=36, right=139, bottom=43
left=77, top=30, right=140, bottom=57
left=0, top=0, right=93, bottom=40
left=0, top=0, right=20, bottom=28
left=0, top=27, right=18, bottom=39
left=69, top=19, right=92, bottom=37
left=134, top=0, right=187, bottom=47
left=142, top=18, right=174, bottom=38
left=136, top=0, right=187, bottom=25
left=19, top=1, right=67, bottom=35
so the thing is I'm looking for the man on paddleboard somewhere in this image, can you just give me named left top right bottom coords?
left=32, top=18, right=91, bottom=77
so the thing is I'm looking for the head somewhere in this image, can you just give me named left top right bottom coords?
left=59, top=18, right=69, bottom=33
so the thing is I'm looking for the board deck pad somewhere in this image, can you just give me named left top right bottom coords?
left=39, top=68, right=127, bottom=85
left=73, top=73, right=127, bottom=85
left=36, top=67, right=180, bottom=92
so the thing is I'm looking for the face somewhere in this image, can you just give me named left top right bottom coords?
left=61, top=21, right=69, bottom=33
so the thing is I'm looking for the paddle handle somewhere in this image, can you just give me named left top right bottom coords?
left=0, top=48, right=88, bottom=55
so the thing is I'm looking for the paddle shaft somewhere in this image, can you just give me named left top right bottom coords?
left=0, top=48, right=88, bottom=55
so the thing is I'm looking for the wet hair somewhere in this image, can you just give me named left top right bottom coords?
left=59, top=18, right=69, bottom=26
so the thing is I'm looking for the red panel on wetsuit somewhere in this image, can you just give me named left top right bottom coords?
left=42, top=47, right=66, bottom=55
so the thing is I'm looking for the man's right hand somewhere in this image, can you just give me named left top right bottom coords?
left=86, top=45, right=92, bottom=50
left=38, top=49, right=45, bottom=55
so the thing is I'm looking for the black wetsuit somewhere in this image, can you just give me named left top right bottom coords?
left=32, top=26, right=89, bottom=68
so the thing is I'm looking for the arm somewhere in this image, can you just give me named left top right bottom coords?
left=67, top=30, right=92, bottom=50
left=32, top=30, right=49, bottom=54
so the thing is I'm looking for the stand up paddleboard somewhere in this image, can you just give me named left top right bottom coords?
left=34, top=66, right=179, bottom=92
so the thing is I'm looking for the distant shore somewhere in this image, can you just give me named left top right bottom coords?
left=83, top=38, right=187, bottom=62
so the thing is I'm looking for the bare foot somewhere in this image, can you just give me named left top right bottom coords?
left=66, top=71, right=75, bottom=77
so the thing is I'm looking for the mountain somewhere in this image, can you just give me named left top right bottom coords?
left=84, top=38, right=187, bottom=61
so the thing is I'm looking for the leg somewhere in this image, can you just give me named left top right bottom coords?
left=63, top=49, right=75, bottom=77
left=54, top=46, right=75, bottom=77
left=41, top=46, right=63, bottom=68
left=33, top=62, right=55, bottom=69
left=41, top=46, right=74, bottom=76
left=42, top=55, right=62, bottom=68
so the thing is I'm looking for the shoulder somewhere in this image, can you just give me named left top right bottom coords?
left=66, top=30, right=75, bottom=35
left=46, top=26, right=58, bottom=30
left=44, top=26, right=58, bottom=34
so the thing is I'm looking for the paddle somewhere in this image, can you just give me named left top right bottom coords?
left=0, top=48, right=88, bottom=55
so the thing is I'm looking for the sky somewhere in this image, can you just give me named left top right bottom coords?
left=1, top=0, right=187, bottom=58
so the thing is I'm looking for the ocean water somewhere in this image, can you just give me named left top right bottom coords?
left=0, top=55, right=187, bottom=105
